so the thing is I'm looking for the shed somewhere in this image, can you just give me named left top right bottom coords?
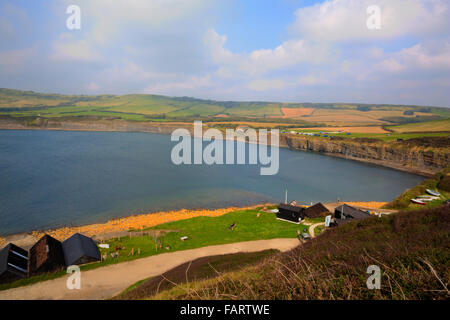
left=334, top=204, right=369, bottom=220
left=62, top=233, right=101, bottom=266
left=29, top=235, right=65, bottom=276
left=0, top=244, right=28, bottom=284
left=277, top=203, right=305, bottom=224
left=304, top=203, right=330, bottom=218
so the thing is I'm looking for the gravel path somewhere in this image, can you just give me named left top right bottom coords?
left=0, top=238, right=299, bottom=300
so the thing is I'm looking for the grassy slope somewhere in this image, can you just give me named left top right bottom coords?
left=0, top=207, right=312, bottom=291
left=115, top=249, right=278, bottom=300
left=386, top=166, right=450, bottom=210
left=150, top=205, right=450, bottom=300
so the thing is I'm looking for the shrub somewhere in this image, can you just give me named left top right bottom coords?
left=438, top=173, right=450, bottom=192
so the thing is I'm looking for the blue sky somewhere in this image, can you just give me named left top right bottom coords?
left=0, top=0, right=449, bottom=107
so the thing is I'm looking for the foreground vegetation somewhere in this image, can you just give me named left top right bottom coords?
left=146, top=205, right=450, bottom=300
left=115, top=250, right=279, bottom=300
left=0, top=207, right=312, bottom=291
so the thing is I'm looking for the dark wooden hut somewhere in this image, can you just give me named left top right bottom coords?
left=304, top=202, right=330, bottom=218
left=277, top=203, right=305, bottom=224
left=0, top=244, right=28, bottom=284
left=62, top=233, right=101, bottom=266
left=29, top=235, right=65, bottom=276
left=334, top=204, right=370, bottom=220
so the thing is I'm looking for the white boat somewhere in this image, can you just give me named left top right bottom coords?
left=426, top=189, right=441, bottom=197
left=418, top=195, right=439, bottom=200
left=411, top=199, right=427, bottom=205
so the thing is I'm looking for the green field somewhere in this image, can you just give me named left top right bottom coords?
left=388, top=119, right=450, bottom=133
left=0, top=207, right=314, bottom=291
left=1, top=88, right=449, bottom=125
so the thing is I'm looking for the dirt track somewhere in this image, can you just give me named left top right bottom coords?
left=0, top=238, right=299, bottom=300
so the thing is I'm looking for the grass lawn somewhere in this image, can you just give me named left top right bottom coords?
left=0, top=207, right=311, bottom=291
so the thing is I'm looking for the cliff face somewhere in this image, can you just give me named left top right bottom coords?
left=0, top=117, right=192, bottom=135
left=280, top=135, right=449, bottom=177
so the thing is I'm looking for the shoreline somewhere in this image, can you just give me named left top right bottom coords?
left=0, top=202, right=389, bottom=249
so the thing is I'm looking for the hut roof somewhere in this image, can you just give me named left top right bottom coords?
left=305, top=202, right=330, bottom=218
left=29, top=235, right=65, bottom=274
left=0, top=245, right=10, bottom=275
left=62, top=233, right=100, bottom=266
left=335, top=204, right=369, bottom=220
left=278, top=203, right=304, bottom=213
left=0, top=243, right=28, bottom=276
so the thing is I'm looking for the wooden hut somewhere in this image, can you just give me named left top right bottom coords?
left=304, top=203, right=330, bottom=218
left=0, top=244, right=28, bottom=284
left=334, top=204, right=369, bottom=220
left=62, top=233, right=101, bottom=266
left=277, top=203, right=305, bottom=224
left=29, top=235, right=65, bottom=276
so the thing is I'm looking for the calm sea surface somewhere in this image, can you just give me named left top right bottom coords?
left=0, top=130, right=424, bottom=235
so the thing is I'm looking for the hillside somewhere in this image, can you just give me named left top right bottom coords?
left=1, top=88, right=449, bottom=126
left=136, top=205, right=450, bottom=300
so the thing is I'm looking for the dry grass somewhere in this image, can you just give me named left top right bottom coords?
left=157, top=206, right=450, bottom=300
left=302, top=109, right=434, bottom=126
left=281, top=108, right=315, bottom=118
left=389, top=119, right=450, bottom=133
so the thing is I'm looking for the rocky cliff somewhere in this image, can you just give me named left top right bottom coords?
left=280, top=134, right=449, bottom=177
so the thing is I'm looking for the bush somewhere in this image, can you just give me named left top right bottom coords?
left=438, top=173, right=450, bottom=192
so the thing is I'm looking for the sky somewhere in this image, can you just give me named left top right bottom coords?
left=0, top=0, right=449, bottom=107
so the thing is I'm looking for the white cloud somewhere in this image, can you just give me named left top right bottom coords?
left=51, top=33, right=101, bottom=62
left=0, top=46, right=37, bottom=74
left=144, top=74, right=214, bottom=95
left=248, top=79, right=286, bottom=91
left=204, top=29, right=331, bottom=76
left=290, top=0, right=450, bottom=42
left=69, top=0, right=211, bottom=44
left=86, top=82, right=100, bottom=92
left=378, top=42, right=450, bottom=73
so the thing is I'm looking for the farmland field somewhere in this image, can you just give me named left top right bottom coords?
left=0, top=89, right=449, bottom=131
left=388, top=119, right=450, bottom=133
left=294, top=126, right=390, bottom=133
left=281, top=107, right=315, bottom=117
